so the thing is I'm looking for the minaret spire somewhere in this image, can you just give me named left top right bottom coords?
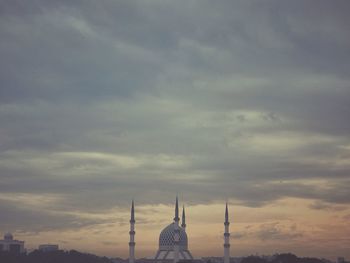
left=129, top=200, right=136, bottom=263
left=174, top=196, right=179, bottom=221
left=181, top=205, right=186, bottom=230
left=223, top=202, right=230, bottom=263
left=173, top=196, right=180, bottom=263
left=131, top=199, right=135, bottom=223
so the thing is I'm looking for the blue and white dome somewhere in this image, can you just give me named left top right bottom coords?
left=154, top=222, right=193, bottom=260
left=159, top=223, right=188, bottom=250
left=154, top=199, right=193, bottom=261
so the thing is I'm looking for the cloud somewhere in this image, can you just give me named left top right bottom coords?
left=231, top=232, right=246, bottom=239
left=0, top=197, right=110, bottom=232
left=0, top=0, right=349, bottom=247
left=309, top=199, right=350, bottom=212
left=256, top=222, right=303, bottom=241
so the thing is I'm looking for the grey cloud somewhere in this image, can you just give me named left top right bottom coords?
left=343, top=214, right=350, bottom=220
left=0, top=0, right=350, bottom=232
left=1, top=148, right=349, bottom=214
left=229, top=222, right=304, bottom=241
left=309, top=201, right=348, bottom=211
left=256, top=222, right=303, bottom=241
left=231, top=232, right=246, bottom=239
left=102, top=241, right=118, bottom=246
left=0, top=199, right=109, bottom=232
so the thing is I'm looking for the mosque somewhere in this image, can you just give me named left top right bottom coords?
left=128, top=197, right=231, bottom=263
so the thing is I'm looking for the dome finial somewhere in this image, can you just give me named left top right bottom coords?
left=225, top=202, right=229, bottom=224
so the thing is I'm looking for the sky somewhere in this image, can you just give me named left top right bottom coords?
left=0, top=0, right=350, bottom=260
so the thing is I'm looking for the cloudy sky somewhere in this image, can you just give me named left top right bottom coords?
left=1, top=0, right=350, bottom=260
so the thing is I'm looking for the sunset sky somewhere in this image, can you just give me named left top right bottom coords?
left=0, top=0, right=350, bottom=260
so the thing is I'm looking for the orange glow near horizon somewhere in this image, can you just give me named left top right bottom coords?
left=12, top=198, right=350, bottom=260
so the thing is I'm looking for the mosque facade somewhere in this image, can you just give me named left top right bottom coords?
left=128, top=197, right=231, bottom=263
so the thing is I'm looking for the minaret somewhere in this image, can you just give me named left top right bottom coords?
left=173, top=196, right=180, bottom=263
left=223, top=203, right=230, bottom=263
left=129, top=200, right=135, bottom=263
left=181, top=205, right=186, bottom=231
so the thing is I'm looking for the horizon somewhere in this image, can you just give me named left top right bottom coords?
left=3, top=199, right=349, bottom=260
left=0, top=0, right=349, bottom=261
left=1, top=246, right=344, bottom=262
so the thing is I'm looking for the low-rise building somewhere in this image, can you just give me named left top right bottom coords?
left=0, top=233, right=25, bottom=253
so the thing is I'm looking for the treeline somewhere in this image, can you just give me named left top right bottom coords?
left=240, top=253, right=335, bottom=263
left=0, top=251, right=344, bottom=263
left=0, top=249, right=113, bottom=263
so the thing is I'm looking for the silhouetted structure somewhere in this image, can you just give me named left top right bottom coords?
left=153, top=198, right=194, bottom=261
left=0, top=233, right=25, bottom=253
left=0, top=249, right=112, bottom=263
left=129, top=200, right=136, bottom=263
left=0, top=250, right=342, bottom=263
left=224, top=203, right=230, bottom=263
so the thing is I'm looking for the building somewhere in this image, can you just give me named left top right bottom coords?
left=154, top=202, right=193, bottom=261
left=38, top=244, right=59, bottom=252
left=0, top=233, right=25, bottom=253
left=128, top=197, right=231, bottom=263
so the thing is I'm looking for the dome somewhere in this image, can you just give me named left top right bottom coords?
left=154, top=198, right=193, bottom=261
left=159, top=223, right=188, bottom=250
left=4, top=232, right=13, bottom=241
